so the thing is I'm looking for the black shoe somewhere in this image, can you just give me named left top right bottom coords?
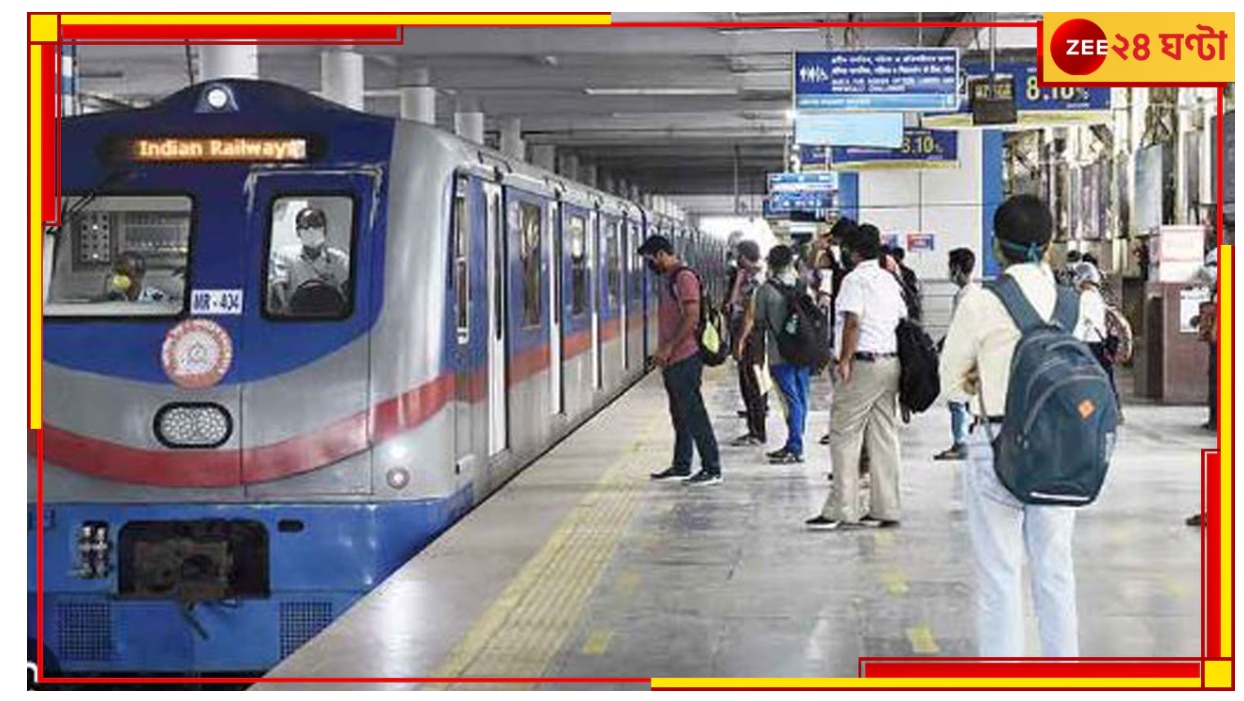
left=859, top=516, right=899, bottom=528
left=765, top=448, right=788, bottom=460
left=769, top=450, right=804, bottom=464
left=1186, top=513, right=1204, bottom=527
left=683, top=470, right=722, bottom=486
left=933, top=444, right=967, bottom=461
left=737, top=410, right=749, bottom=418
left=805, top=516, right=842, bottom=531
left=1202, top=421, right=1216, bottom=432
left=651, top=466, right=692, bottom=481
left=819, top=434, right=831, bottom=446
left=730, top=434, right=764, bottom=447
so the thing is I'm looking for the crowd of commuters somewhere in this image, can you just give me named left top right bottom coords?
left=637, top=194, right=1216, bottom=657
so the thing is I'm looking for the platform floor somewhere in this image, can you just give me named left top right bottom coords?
left=260, top=367, right=1211, bottom=689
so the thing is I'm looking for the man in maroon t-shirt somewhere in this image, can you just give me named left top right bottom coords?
left=638, top=234, right=722, bottom=486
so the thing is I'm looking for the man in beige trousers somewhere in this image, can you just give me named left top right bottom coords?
left=807, top=223, right=908, bottom=530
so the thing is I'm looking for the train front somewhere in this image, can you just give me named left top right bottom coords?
left=30, top=80, right=405, bottom=676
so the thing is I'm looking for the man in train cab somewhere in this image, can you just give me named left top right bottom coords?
left=807, top=224, right=906, bottom=530
left=268, top=206, right=350, bottom=315
left=639, top=234, right=723, bottom=486
left=939, top=194, right=1080, bottom=657
left=105, top=252, right=168, bottom=303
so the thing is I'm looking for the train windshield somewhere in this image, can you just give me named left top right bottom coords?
left=45, top=195, right=192, bottom=317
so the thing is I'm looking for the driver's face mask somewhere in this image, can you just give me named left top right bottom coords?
left=298, top=226, right=327, bottom=250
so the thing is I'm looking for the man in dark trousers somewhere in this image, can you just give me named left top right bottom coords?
left=640, top=235, right=723, bottom=486
left=726, top=240, right=768, bottom=446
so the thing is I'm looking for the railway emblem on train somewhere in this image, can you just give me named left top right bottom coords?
left=161, top=319, right=234, bottom=389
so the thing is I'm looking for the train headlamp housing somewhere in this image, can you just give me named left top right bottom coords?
left=154, top=403, right=233, bottom=449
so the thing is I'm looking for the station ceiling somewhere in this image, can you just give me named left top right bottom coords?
left=74, top=12, right=1043, bottom=215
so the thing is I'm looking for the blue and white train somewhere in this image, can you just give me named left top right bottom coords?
left=30, top=79, right=726, bottom=675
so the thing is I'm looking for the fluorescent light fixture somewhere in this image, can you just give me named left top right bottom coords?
left=716, top=27, right=825, bottom=36
left=584, top=87, right=740, bottom=96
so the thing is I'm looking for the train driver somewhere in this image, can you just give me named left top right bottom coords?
left=105, top=252, right=168, bottom=303
left=268, top=206, right=350, bottom=314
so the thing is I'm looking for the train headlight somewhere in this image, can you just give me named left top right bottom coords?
left=154, top=403, right=232, bottom=448
left=206, top=86, right=230, bottom=110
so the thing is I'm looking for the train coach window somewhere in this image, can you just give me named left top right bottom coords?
left=45, top=195, right=191, bottom=318
left=266, top=196, right=354, bottom=319
left=568, top=215, right=588, bottom=316
left=518, top=201, right=542, bottom=327
left=605, top=222, right=620, bottom=310
left=453, top=181, right=470, bottom=343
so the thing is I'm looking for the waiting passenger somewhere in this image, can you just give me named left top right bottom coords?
left=940, top=194, right=1080, bottom=657
left=1073, top=262, right=1120, bottom=413
left=640, top=234, right=722, bottom=486
left=268, top=206, right=350, bottom=314
left=726, top=240, right=768, bottom=447
left=889, top=246, right=923, bottom=322
left=934, top=247, right=978, bottom=461
left=741, top=244, right=810, bottom=464
left=807, top=224, right=907, bottom=529
left=106, top=252, right=167, bottom=303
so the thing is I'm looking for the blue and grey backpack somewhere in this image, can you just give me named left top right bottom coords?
left=980, top=276, right=1119, bottom=506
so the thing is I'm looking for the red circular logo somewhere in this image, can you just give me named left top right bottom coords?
left=161, top=319, right=234, bottom=389
left=1050, top=19, right=1109, bottom=76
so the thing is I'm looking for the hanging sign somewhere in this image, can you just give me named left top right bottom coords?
left=794, top=49, right=961, bottom=112
left=831, top=128, right=958, bottom=169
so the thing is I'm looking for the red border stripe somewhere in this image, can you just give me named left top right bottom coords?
left=1206, top=450, right=1221, bottom=658
left=863, top=661, right=1202, bottom=679
left=40, top=43, right=56, bottom=223
left=61, top=23, right=401, bottom=41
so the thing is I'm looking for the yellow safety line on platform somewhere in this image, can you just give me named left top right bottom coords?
left=424, top=410, right=667, bottom=689
left=581, top=629, right=615, bottom=655
left=905, top=625, right=940, bottom=655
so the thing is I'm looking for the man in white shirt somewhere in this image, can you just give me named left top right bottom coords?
left=939, top=194, right=1079, bottom=657
left=807, top=224, right=908, bottom=530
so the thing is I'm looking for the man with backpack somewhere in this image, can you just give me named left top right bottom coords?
left=940, top=194, right=1118, bottom=657
left=639, top=234, right=723, bottom=486
left=806, top=224, right=908, bottom=529
left=725, top=240, right=768, bottom=447
left=739, top=244, right=825, bottom=464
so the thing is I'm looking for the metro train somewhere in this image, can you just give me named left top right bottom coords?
left=30, top=79, right=727, bottom=675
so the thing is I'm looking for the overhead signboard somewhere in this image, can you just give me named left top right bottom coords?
left=923, top=61, right=1111, bottom=128
left=831, top=128, right=958, bottom=169
left=796, top=112, right=905, bottom=148
left=794, top=49, right=960, bottom=112
left=768, top=171, right=839, bottom=193
left=796, top=145, right=832, bottom=172
left=763, top=190, right=835, bottom=218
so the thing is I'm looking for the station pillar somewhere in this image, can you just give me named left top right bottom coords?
left=454, top=110, right=485, bottom=145
left=198, top=45, right=258, bottom=81
left=321, top=48, right=364, bottom=110
left=399, top=68, right=436, bottom=125
left=500, top=117, right=525, bottom=160
left=531, top=144, right=557, bottom=172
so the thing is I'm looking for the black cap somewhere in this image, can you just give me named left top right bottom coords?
left=637, top=234, right=674, bottom=256
left=296, top=206, right=327, bottom=230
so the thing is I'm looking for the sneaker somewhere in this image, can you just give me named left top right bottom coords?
left=650, top=466, right=691, bottom=481
left=737, top=409, right=749, bottom=418
left=730, top=434, right=764, bottom=447
left=683, top=470, right=722, bottom=486
left=933, top=444, right=967, bottom=461
left=769, top=451, right=804, bottom=465
left=765, top=448, right=789, bottom=460
left=1186, top=513, right=1204, bottom=527
left=805, top=516, right=842, bottom=530
left=1202, top=421, right=1216, bottom=432
left=859, top=516, right=899, bottom=528
left=819, top=434, right=831, bottom=446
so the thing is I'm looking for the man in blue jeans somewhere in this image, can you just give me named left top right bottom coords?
left=940, top=195, right=1079, bottom=656
left=639, top=235, right=723, bottom=486
left=934, top=247, right=977, bottom=461
left=743, top=244, right=810, bottom=464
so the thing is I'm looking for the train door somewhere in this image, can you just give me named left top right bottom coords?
left=451, top=175, right=489, bottom=477
left=549, top=201, right=565, bottom=416
left=241, top=169, right=378, bottom=493
left=590, top=208, right=602, bottom=391
left=483, top=181, right=508, bottom=457
left=619, top=214, right=630, bottom=371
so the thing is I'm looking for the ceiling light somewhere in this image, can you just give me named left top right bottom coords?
left=716, top=27, right=826, bottom=36
left=584, top=88, right=740, bottom=96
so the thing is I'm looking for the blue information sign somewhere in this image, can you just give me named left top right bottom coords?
left=959, top=61, right=1109, bottom=113
left=830, top=128, right=958, bottom=168
left=795, top=112, right=905, bottom=148
left=764, top=190, right=835, bottom=217
left=767, top=171, right=839, bottom=193
left=794, top=49, right=960, bottom=112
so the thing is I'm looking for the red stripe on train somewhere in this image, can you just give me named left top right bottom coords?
left=39, top=320, right=640, bottom=486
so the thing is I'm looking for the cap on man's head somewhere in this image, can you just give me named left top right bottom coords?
left=296, top=206, right=327, bottom=230
left=637, top=234, right=674, bottom=257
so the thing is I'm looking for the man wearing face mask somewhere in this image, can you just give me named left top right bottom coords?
left=934, top=247, right=977, bottom=461
left=269, top=206, right=350, bottom=314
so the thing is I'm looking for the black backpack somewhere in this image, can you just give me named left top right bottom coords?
left=668, top=267, right=731, bottom=367
left=895, top=318, right=940, bottom=413
left=767, top=280, right=832, bottom=370
left=982, top=276, right=1118, bottom=506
